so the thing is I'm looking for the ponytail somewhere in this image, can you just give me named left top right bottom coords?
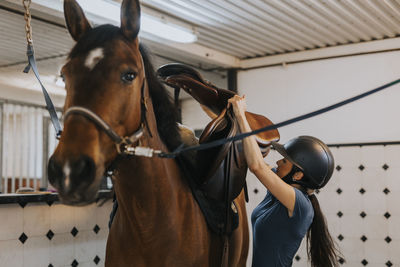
left=306, top=194, right=341, bottom=267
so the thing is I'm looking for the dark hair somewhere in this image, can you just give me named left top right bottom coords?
left=139, top=44, right=181, bottom=151
left=306, top=194, right=342, bottom=267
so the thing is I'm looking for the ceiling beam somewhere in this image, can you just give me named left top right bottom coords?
left=240, top=37, right=400, bottom=69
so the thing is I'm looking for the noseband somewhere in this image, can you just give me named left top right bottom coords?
left=63, top=74, right=161, bottom=157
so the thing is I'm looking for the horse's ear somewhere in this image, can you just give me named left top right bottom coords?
left=64, top=0, right=92, bottom=41
left=120, top=0, right=141, bottom=40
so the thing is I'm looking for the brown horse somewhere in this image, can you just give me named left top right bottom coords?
left=48, top=0, right=248, bottom=266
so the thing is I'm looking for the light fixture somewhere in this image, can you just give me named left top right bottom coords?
left=76, top=0, right=198, bottom=43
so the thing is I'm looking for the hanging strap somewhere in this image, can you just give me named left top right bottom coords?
left=23, top=45, right=63, bottom=138
left=22, top=0, right=62, bottom=138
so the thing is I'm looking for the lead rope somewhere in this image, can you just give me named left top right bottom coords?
left=22, top=0, right=63, bottom=139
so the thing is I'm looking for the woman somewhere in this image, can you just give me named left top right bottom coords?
left=228, top=95, right=340, bottom=267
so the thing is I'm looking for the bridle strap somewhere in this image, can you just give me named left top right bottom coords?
left=63, top=106, right=144, bottom=145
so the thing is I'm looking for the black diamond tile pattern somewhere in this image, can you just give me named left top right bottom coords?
left=19, top=233, right=28, bottom=244
left=337, top=234, right=344, bottom=241
left=253, top=188, right=258, bottom=194
left=336, top=188, right=342, bottom=194
left=18, top=201, right=27, bottom=208
left=361, top=235, right=367, bottom=242
left=71, top=227, right=79, bottom=237
left=359, top=188, right=366, bottom=194
left=46, top=230, right=54, bottom=240
left=382, top=164, right=389, bottom=170
left=383, top=188, right=390, bottom=195
left=93, top=225, right=100, bottom=234
left=359, top=164, right=365, bottom=171
left=384, top=212, right=391, bottom=219
left=336, top=165, right=342, bottom=171
left=337, top=211, right=343, bottom=218
left=338, top=257, right=345, bottom=265
left=385, top=236, right=392, bottom=243
left=48, top=264, right=54, bottom=267
left=295, top=255, right=301, bottom=261
left=386, top=261, right=393, bottom=267
left=361, top=259, right=368, bottom=266
left=360, top=211, right=367, bottom=218
left=71, top=259, right=78, bottom=267
left=94, top=255, right=100, bottom=265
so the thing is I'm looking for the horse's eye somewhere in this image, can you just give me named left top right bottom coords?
left=121, top=72, right=137, bottom=83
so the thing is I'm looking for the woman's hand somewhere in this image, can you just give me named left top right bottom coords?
left=228, top=95, right=247, bottom=117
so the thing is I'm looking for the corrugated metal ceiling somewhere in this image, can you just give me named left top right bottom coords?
left=0, top=7, right=72, bottom=72
left=1, top=0, right=400, bottom=73
left=143, top=0, right=400, bottom=59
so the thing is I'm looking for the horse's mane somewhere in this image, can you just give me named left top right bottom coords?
left=139, top=44, right=182, bottom=151
left=68, top=24, right=182, bottom=151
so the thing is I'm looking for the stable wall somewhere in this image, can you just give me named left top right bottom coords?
left=237, top=51, right=400, bottom=267
left=238, top=51, right=400, bottom=144
left=0, top=201, right=112, bottom=267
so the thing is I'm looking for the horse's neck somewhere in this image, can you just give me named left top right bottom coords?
left=113, top=86, right=187, bottom=236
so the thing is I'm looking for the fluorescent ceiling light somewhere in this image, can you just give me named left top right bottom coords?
left=76, top=0, right=197, bottom=43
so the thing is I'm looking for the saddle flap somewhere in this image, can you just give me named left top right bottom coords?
left=197, top=108, right=248, bottom=202
left=197, top=108, right=233, bottom=181
left=199, top=108, right=228, bottom=143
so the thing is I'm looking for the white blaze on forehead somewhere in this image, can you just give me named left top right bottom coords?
left=85, top=47, right=104, bottom=70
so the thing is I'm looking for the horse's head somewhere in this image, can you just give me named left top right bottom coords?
left=48, top=0, right=144, bottom=205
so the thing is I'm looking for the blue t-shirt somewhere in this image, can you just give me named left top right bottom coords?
left=251, top=188, right=314, bottom=267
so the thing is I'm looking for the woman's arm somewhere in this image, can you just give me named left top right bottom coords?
left=228, top=96, right=296, bottom=214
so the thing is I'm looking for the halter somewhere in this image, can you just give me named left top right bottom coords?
left=63, top=70, right=162, bottom=158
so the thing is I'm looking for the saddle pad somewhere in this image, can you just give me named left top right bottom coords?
left=177, top=153, right=239, bottom=235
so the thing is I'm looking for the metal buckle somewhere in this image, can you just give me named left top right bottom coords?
left=116, top=137, right=130, bottom=155
left=115, top=138, right=161, bottom=158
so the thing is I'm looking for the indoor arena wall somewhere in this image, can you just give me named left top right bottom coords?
left=238, top=51, right=400, bottom=267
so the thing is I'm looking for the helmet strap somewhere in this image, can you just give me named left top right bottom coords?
left=282, top=165, right=309, bottom=192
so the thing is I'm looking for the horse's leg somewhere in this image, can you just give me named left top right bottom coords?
left=228, top=190, right=249, bottom=267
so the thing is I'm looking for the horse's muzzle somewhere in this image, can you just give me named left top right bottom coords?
left=48, top=155, right=98, bottom=205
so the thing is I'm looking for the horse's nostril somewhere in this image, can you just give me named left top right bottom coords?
left=72, top=156, right=95, bottom=184
left=48, top=157, right=64, bottom=185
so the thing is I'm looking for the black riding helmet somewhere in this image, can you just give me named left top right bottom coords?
left=272, top=136, right=334, bottom=189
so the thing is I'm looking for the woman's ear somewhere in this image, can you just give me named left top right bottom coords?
left=293, top=171, right=304, bottom=181
left=64, top=0, right=92, bottom=41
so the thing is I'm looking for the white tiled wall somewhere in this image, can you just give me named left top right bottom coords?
left=0, top=201, right=112, bottom=267
left=246, top=145, right=400, bottom=267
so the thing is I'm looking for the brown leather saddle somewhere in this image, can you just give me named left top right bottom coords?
left=158, top=63, right=279, bottom=154
left=157, top=63, right=280, bottom=234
